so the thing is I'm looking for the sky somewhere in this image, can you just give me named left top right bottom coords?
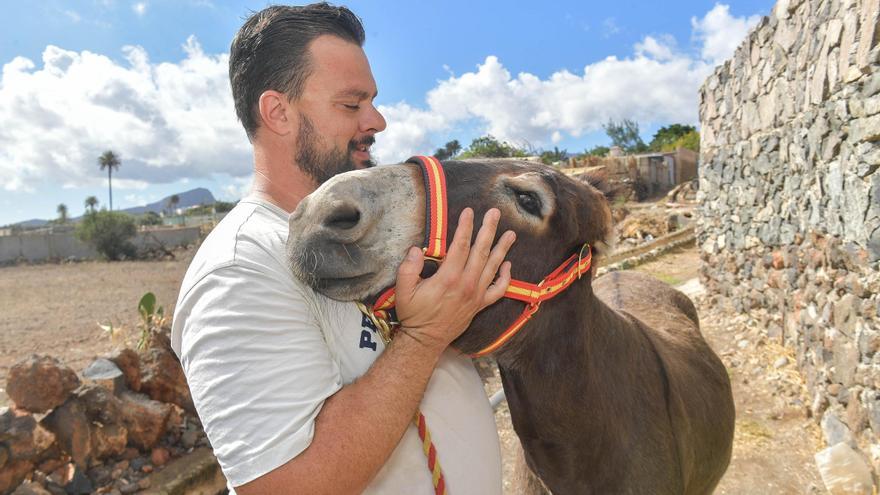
left=0, top=0, right=775, bottom=226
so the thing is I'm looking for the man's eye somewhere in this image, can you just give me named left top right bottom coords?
left=343, top=104, right=360, bottom=110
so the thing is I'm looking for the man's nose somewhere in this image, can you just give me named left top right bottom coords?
left=361, top=103, right=386, bottom=133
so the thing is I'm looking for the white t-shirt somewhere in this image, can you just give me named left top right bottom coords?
left=171, top=197, right=502, bottom=494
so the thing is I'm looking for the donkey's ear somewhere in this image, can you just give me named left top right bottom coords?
left=578, top=171, right=619, bottom=204
left=573, top=171, right=615, bottom=258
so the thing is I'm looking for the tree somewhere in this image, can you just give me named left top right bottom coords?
left=98, top=150, right=121, bottom=210
left=603, top=119, right=647, bottom=154
left=56, top=203, right=68, bottom=224
left=458, top=135, right=529, bottom=159
left=649, top=124, right=697, bottom=151
left=663, top=130, right=700, bottom=153
left=539, top=147, right=568, bottom=165
left=583, top=145, right=610, bottom=157
left=166, top=194, right=180, bottom=217
left=84, top=196, right=99, bottom=214
left=139, top=211, right=163, bottom=226
left=75, top=210, right=137, bottom=260
left=433, top=140, right=462, bottom=160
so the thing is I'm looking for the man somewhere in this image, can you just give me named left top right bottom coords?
left=171, top=3, right=515, bottom=494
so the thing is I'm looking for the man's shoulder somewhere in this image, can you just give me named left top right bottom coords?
left=193, top=198, right=289, bottom=274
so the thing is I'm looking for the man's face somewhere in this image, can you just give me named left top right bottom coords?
left=292, top=35, right=386, bottom=185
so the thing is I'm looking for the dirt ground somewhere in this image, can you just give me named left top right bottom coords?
left=1, top=239, right=827, bottom=493
left=0, top=248, right=196, bottom=405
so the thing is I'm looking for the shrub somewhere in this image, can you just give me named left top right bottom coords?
left=139, top=211, right=163, bottom=226
left=75, top=211, right=137, bottom=260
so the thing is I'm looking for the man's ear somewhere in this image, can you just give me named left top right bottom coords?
left=257, top=90, right=296, bottom=136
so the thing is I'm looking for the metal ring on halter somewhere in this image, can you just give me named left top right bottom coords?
left=577, top=243, right=591, bottom=280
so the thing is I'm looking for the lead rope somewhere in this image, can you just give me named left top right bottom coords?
left=356, top=301, right=448, bottom=495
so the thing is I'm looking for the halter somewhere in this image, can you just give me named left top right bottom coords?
left=363, top=155, right=593, bottom=358
left=355, top=156, right=592, bottom=494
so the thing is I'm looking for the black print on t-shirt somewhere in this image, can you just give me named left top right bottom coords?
left=359, top=313, right=378, bottom=351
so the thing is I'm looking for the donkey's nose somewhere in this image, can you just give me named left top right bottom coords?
left=323, top=200, right=361, bottom=231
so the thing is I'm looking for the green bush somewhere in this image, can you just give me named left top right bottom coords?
left=76, top=211, right=137, bottom=260
left=139, top=211, right=163, bottom=226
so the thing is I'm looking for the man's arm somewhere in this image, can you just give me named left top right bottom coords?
left=237, top=208, right=514, bottom=495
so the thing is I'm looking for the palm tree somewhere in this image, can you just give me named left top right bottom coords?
left=84, top=196, right=98, bottom=214
left=98, top=151, right=121, bottom=210
left=56, top=203, right=68, bottom=224
left=166, top=194, right=180, bottom=218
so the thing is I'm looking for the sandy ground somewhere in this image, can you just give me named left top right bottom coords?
left=0, top=248, right=195, bottom=404
left=2, top=240, right=826, bottom=493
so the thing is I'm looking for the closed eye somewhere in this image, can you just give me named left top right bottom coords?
left=343, top=104, right=360, bottom=110
left=511, top=188, right=543, bottom=217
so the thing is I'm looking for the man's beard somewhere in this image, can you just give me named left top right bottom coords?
left=296, top=114, right=375, bottom=186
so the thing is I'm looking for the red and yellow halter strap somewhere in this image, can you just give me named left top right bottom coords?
left=356, top=156, right=592, bottom=494
left=367, top=155, right=592, bottom=358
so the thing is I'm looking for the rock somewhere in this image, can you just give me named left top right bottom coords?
left=0, top=407, right=56, bottom=465
left=815, top=443, right=875, bottom=494
left=118, top=482, right=138, bottom=495
left=41, top=399, right=92, bottom=468
left=108, top=349, right=141, bottom=393
left=119, top=392, right=171, bottom=450
left=86, top=465, right=113, bottom=488
left=6, top=355, right=80, bottom=413
left=91, top=424, right=128, bottom=460
left=774, top=357, right=790, bottom=368
left=76, top=386, right=122, bottom=427
left=136, top=478, right=150, bottom=490
left=821, top=409, right=856, bottom=446
left=180, top=428, right=198, bottom=449
left=81, top=359, right=125, bottom=396
left=139, top=345, right=194, bottom=413
left=11, top=481, right=52, bottom=495
left=0, top=460, right=35, bottom=495
left=64, top=467, right=93, bottom=495
left=150, top=447, right=170, bottom=467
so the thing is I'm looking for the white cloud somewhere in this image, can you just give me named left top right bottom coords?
left=0, top=36, right=251, bottom=192
left=372, top=4, right=760, bottom=164
left=602, top=17, right=621, bottom=38
left=692, top=4, right=762, bottom=66
left=132, top=2, right=147, bottom=16
left=64, top=10, right=82, bottom=23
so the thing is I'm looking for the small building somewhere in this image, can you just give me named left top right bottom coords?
left=564, top=147, right=698, bottom=196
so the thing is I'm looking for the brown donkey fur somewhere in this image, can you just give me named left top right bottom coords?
left=288, top=159, right=735, bottom=494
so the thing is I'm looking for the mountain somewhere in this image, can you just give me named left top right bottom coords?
left=121, top=188, right=216, bottom=215
left=8, top=188, right=217, bottom=228
left=14, top=219, right=49, bottom=228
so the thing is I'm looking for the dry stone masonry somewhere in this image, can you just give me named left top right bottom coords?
left=699, top=0, right=880, bottom=475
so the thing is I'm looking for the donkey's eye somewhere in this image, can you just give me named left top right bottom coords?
left=514, top=190, right=542, bottom=217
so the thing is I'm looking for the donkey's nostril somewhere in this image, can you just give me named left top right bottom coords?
left=323, top=202, right=361, bottom=231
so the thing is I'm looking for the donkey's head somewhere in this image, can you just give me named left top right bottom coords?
left=287, top=158, right=612, bottom=354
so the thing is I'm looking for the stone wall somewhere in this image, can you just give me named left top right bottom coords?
left=698, top=0, right=880, bottom=468
left=0, top=226, right=202, bottom=263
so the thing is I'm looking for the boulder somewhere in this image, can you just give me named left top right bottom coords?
left=815, top=443, right=875, bottom=494
left=6, top=356, right=80, bottom=414
left=119, top=392, right=171, bottom=450
left=0, top=459, right=34, bottom=495
left=91, top=423, right=128, bottom=460
left=41, top=399, right=92, bottom=469
left=10, top=481, right=52, bottom=495
left=0, top=407, right=55, bottom=467
left=139, top=345, right=194, bottom=413
left=81, top=359, right=125, bottom=396
left=108, top=349, right=141, bottom=393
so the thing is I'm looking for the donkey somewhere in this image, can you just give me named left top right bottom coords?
left=286, top=158, right=735, bottom=494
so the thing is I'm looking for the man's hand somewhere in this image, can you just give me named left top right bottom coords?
left=394, top=207, right=515, bottom=352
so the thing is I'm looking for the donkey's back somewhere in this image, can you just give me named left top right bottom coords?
left=593, top=270, right=735, bottom=495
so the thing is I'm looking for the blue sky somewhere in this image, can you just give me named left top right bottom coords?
left=0, top=1, right=774, bottom=225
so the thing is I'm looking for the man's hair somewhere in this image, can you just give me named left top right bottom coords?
left=229, top=3, right=366, bottom=140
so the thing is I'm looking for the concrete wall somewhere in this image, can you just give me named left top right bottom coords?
left=0, top=226, right=201, bottom=263
left=698, top=0, right=880, bottom=466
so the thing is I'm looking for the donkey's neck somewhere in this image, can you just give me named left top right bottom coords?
left=494, top=280, right=640, bottom=379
